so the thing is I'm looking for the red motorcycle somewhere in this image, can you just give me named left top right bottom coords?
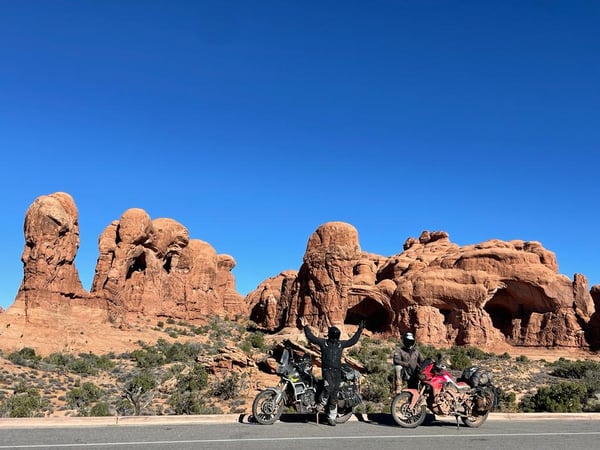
left=391, top=356, right=497, bottom=428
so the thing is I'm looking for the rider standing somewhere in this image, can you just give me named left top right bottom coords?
left=393, top=332, right=424, bottom=392
left=301, top=318, right=364, bottom=426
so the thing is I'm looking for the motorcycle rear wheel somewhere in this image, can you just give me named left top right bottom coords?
left=391, top=392, right=427, bottom=428
left=252, top=390, right=285, bottom=425
left=335, top=407, right=354, bottom=424
left=461, top=410, right=489, bottom=428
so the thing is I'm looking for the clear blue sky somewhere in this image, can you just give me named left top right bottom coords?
left=1, top=1, right=599, bottom=310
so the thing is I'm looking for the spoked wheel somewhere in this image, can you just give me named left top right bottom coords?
left=461, top=410, right=489, bottom=428
left=252, top=390, right=285, bottom=425
left=390, top=392, right=427, bottom=428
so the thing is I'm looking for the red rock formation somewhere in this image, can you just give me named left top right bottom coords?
left=6, top=193, right=109, bottom=323
left=249, top=224, right=596, bottom=350
left=6, top=193, right=246, bottom=331
left=91, top=208, right=245, bottom=321
left=248, top=270, right=297, bottom=331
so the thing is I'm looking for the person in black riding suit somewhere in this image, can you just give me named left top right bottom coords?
left=301, top=318, right=364, bottom=426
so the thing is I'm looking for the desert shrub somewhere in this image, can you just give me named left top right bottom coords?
left=156, top=339, right=201, bottom=363
left=121, top=371, right=158, bottom=415
left=348, top=337, right=393, bottom=410
left=168, top=364, right=210, bottom=414
left=519, top=381, right=587, bottom=412
left=548, top=358, right=600, bottom=379
left=463, top=346, right=494, bottom=360
left=42, top=352, right=74, bottom=371
left=246, top=331, right=268, bottom=352
left=7, top=348, right=41, bottom=368
left=515, top=355, right=529, bottom=363
left=169, top=390, right=207, bottom=414
left=361, top=371, right=390, bottom=404
left=210, top=372, right=241, bottom=400
left=66, top=382, right=103, bottom=414
left=447, top=347, right=472, bottom=371
left=495, top=389, right=518, bottom=412
left=89, top=402, right=111, bottom=416
left=131, top=347, right=165, bottom=368
left=349, top=337, right=391, bottom=374
left=0, top=382, right=48, bottom=417
left=78, top=353, right=115, bottom=371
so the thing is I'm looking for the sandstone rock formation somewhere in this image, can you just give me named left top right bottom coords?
left=2, top=193, right=246, bottom=343
left=7, top=193, right=109, bottom=324
left=91, top=208, right=245, bottom=321
left=249, top=223, right=597, bottom=350
left=3, top=193, right=599, bottom=355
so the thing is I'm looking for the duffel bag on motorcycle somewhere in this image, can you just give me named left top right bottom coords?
left=459, top=366, right=492, bottom=387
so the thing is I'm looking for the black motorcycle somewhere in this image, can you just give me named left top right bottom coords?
left=252, top=347, right=362, bottom=425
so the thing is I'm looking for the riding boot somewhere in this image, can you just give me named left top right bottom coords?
left=327, top=406, right=337, bottom=426
left=394, top=380, right=402, bottom=394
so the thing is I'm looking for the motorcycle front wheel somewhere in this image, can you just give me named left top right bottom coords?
left=252, top=390, right=285, bottom=425
left=391, top=392, right=427, bottom=428
left=461, top=410, right=489, bottom=428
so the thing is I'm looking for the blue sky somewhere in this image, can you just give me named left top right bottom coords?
left=1, top=1, right=599, bottom=310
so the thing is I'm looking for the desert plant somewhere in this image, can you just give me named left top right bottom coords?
left=89, top=401, right=111, bottom=416
left=0, top=382, right=48, bottom=417
left=519, top=381, right=587, bottom=412
left=66, top=382, right=103, bottom=414
left=210, top=372, right=241, bottom=400
left=7, top=348, right=41, bottom=368
left=121, top=371, right=157, bottom=415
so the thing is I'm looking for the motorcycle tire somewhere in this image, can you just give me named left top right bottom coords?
left=390, top=392, right=427, bottom=428
left=461, top=410, right=489, bottom=428
left=335, top=408, right=354, bottom=424
left=252, top=390, right=285, bottom=425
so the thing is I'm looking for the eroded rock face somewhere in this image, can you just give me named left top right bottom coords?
left=91, top=209, right=245, bottom=321
left=249, top=224, right=597, bottom=350
left=10, top=193, right=98, bottom=321
left=10, top=193, right=246, bottom=329
left=248, top=270, right=298, bottom=331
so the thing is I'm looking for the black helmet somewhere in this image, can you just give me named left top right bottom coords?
left=403, top=332, right=416, bottom=349
left=328, top=326, right=341, bottom=341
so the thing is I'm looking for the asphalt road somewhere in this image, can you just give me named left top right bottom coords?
left=1, top=414, right=599, bottom=450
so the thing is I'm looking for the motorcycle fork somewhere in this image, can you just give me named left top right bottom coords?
left=406, top=385, right=426, bottom=410
left=273, top=381, right=289, bottom=405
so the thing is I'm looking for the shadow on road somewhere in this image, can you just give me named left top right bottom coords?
left=242, top=412, right=464, bottom=428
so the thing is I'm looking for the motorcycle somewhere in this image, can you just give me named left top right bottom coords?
left=391, top=355, right=497, bottom=428
left=252, top=346, right=363, bottom=425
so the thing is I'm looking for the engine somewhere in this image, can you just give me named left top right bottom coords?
left=431, top=386, right=470, bottom=416
left=299, top=387, right=316, bottom=412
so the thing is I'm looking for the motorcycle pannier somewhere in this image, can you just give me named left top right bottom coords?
left=341, top=364, right=359, bottom=382
left=459, top=366, right=491, bottom=387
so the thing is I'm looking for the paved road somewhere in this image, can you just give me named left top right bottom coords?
left=1, top=414, right=599, bottom=450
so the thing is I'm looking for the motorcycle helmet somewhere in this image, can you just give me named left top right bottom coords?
left=403, top=332, right=416, bottom=349
left=328, top=326, right=341, bottom=341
